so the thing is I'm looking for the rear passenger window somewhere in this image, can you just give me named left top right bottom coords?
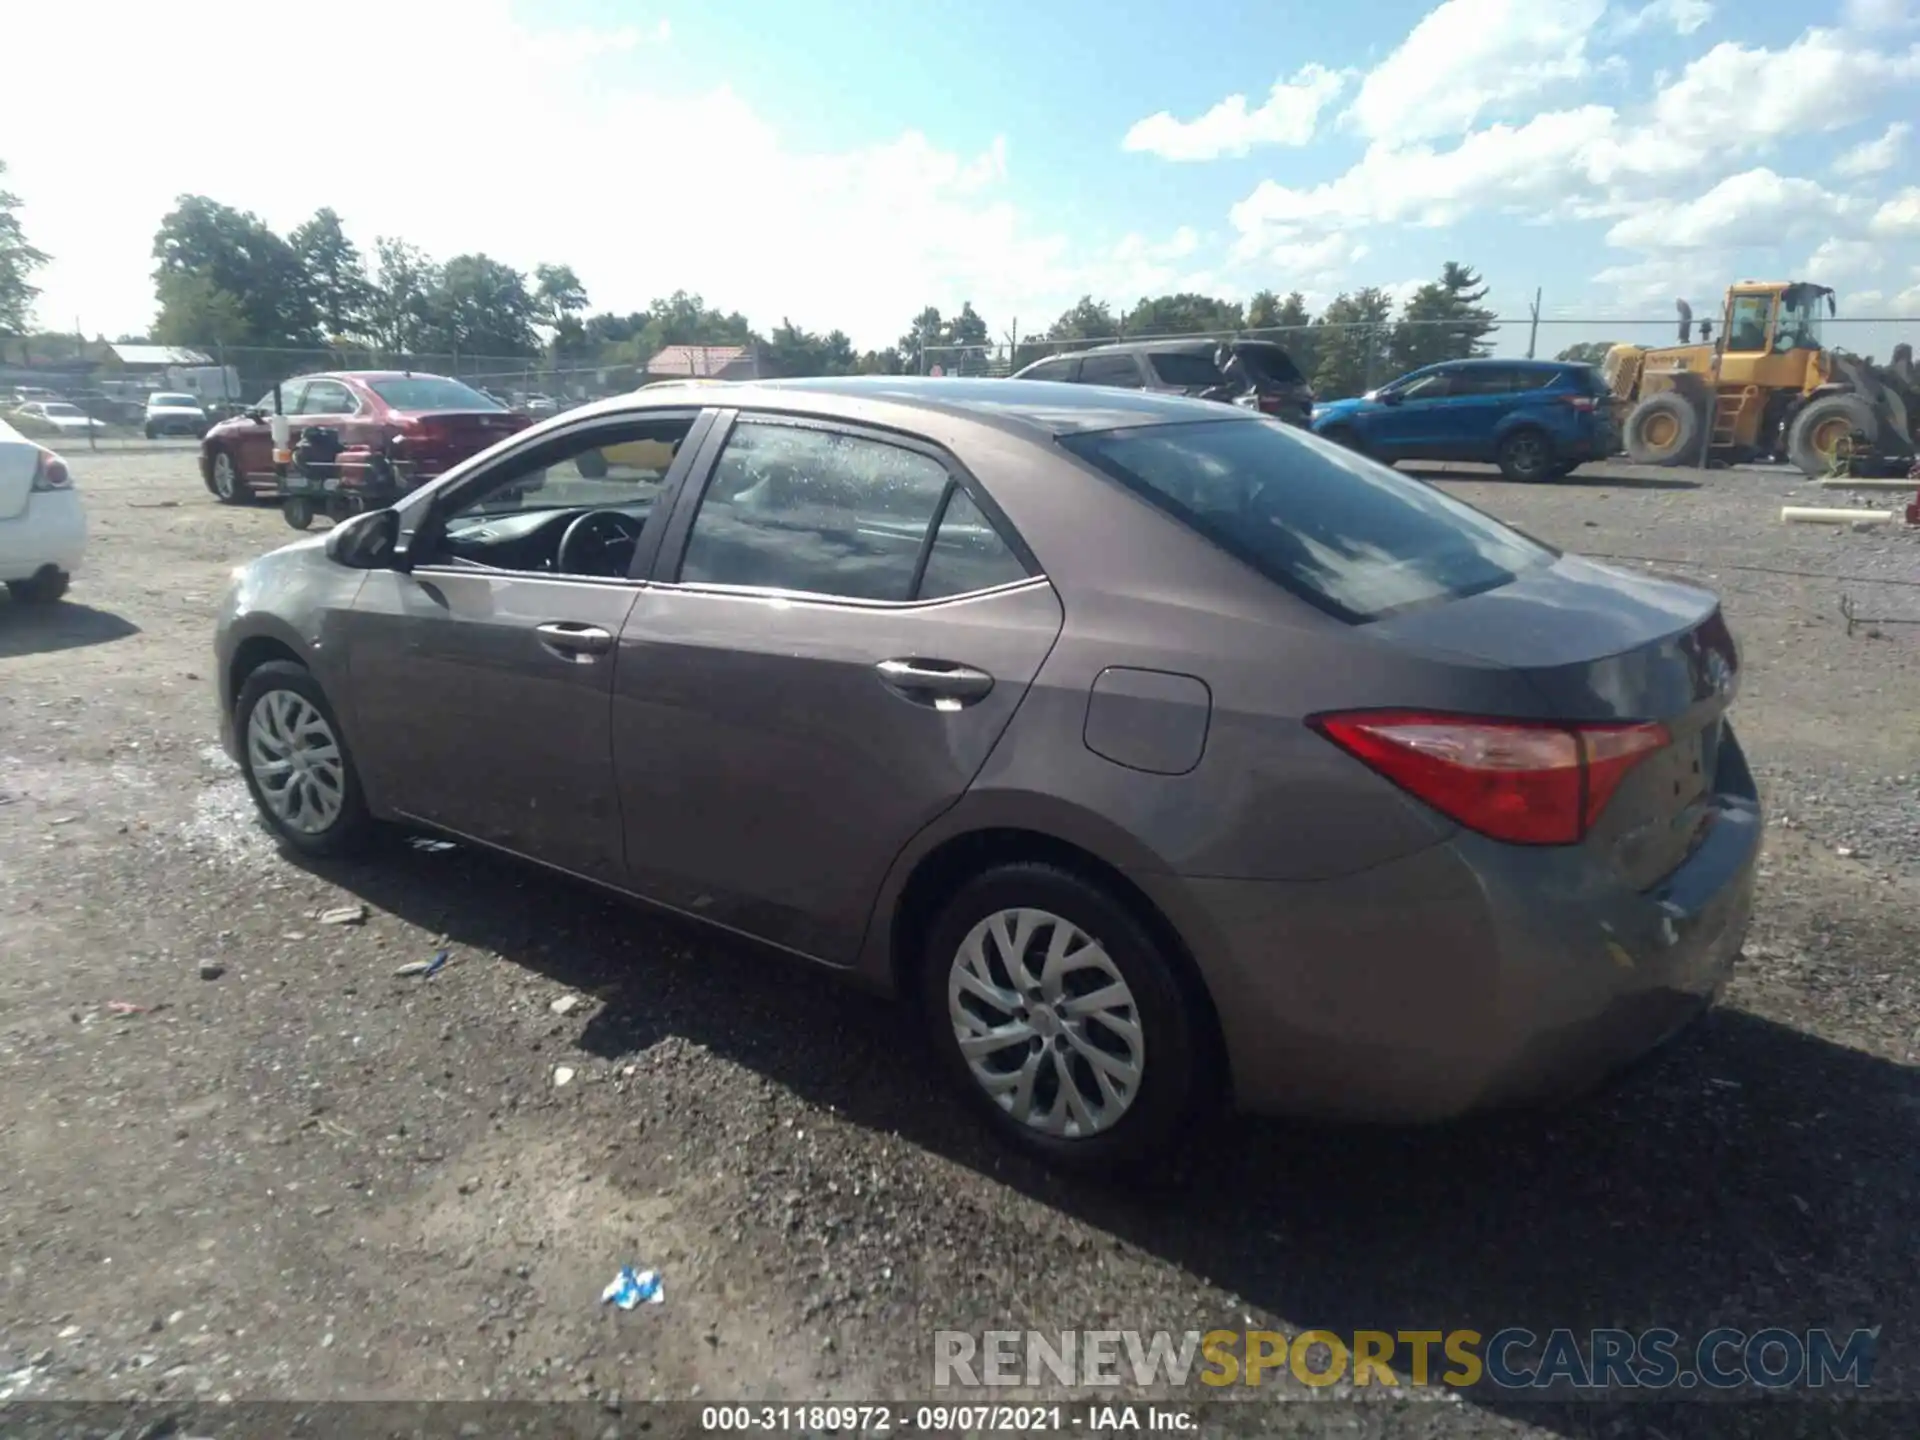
left=1022, top=359, right=1075, bottom=381
left=678, top=422, right=950, bottom=602
left=918, top=488, right=1029, bottom=599
left=1078, top=355, right=1142, bottom=388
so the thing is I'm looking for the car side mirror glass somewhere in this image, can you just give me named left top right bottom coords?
left=325, top=507, right=404, bottom=570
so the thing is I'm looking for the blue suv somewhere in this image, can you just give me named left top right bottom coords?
left=1310, top=358, right=1617, bottom=481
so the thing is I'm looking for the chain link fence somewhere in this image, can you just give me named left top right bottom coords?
left=925, top=315, right=1920, bottom=398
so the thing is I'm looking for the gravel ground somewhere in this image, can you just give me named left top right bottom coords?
left=1, top=451, right=1916, bottom=1437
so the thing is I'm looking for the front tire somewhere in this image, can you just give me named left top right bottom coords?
left=234, top=661, right=375, bottom=858
left=1623, top=392, right=1701, bottom=466
left=6, top=567, right=70, bottom=604
left=209, top=449, right=244, bottom=505
left=1787, top=393, right=1878, bottom=478
left=919, top=863, right=1206, bottom=1172
left=1496, top=426, right=1555, bottom=481
left=144, top=423, right=158, bottom=440
left=282, top=496, right=316, bottom=530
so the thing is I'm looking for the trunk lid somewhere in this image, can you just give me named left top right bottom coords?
left=396, top=410, right=530, bottom=469
left=1373, top=554, right=1739, bottom=885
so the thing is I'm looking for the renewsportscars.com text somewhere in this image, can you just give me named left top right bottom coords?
left=934, top=1327, right=1878, bottom=1391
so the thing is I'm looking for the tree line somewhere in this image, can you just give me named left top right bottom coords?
left=1, top=175, right=1576, bottom=400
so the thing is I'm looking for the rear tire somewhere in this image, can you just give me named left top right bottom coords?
left=1623, top=392, right=1700, bottom=465
left=1787, top=394, right=1878, bottom=478
left=144, top=423, right=158, bottom=440
left=1496, top=426, right=1555, bottom=482
left=234, top=660, right=375, bottom=859
left=918, top=862, right=1207, bottom=1173
left=6, top=567, right=70, bottom=604
left=282, top=496, right=316, bottom=531
left=574, top=450, right=610, bottom=480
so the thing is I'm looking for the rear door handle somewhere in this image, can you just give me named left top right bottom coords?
left=535, top=622, right=614, bottom=661
left=876, top=657, right=995, bottom=709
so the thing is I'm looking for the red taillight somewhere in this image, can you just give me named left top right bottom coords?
left=1257, top=393, right=1283, bottom=415
left=31, top=450, right=71, bottom=491
left=1310, top=710, right=1671, bottom=846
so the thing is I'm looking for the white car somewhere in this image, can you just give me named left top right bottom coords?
left=144, top=391, right=209, bottom=439
left=0, top=419, right=86, bottom=603
left=13, top=401, right=107, bottom=437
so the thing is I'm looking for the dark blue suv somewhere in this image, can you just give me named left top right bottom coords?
left=1310, top=358, right=1618, bottom=481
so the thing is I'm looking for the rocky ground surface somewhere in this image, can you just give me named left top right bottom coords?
left=1, top=450, right=1916, bottom=1438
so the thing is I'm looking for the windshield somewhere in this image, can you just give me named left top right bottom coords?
left=370, top=376, right=501, bottom=411
left=1060, top=417, right=1552, bottom=623
left=43, top=403, right=83, bottom=417
left=1773, top=291, right=1825, bottom=352
left=151, top=393, right=201, bottom=407
left=1148, top=352, right=1226, bottom=388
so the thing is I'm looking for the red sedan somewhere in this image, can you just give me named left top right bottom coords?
left=198, top=371, right=531, bottom=507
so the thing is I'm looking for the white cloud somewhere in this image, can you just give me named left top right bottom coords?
left=1345, top=0, right=1607, bottom=142
left=1607, top=0, right=1713, bottom=38
left=1648, top=29, right=1920, bottom=148
left=1835, top=122, right=1910, bottom=177
left=0, top=0, right=1201, bottom=348
left=1869, top=187, right=1920, bottom=238
left=1122, top=66, right=1345, bottom=161
left=1842, top=0, right=1919, bottom=30
left=1806, top=237, right=1885, bottom=281
left=1605, top=169, right=1849, bottom=249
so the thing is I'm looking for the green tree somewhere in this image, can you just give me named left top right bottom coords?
left=421, top=254, right=539, bottom=357
left=899, top=306, right=943, bottom=372
left=1311, top=288, right=1395, bottom=400
left=1554, top=340, right=1616, bottom=364
left=290, top=208, right=371, bottom=343
left=1121, top=292, right=1243, bottom=337
left=366, top=237, right=439, bottom=354
left=151, top=272, right=248, bottom=347
left=0, top=159, right=49, bottom=336
left=1390, top=261, right=1497, bottom=374
left=856, top=347, right=907, bottom=374
left=764, top=318, right=857, bottom=377
left=1248, top=289, right=1315, bottom=378
left=151, top=195, right=318, bottom=348
left=1046, top=296, right=1119, bottom=342
left=532, top=263, right=590, bottom=356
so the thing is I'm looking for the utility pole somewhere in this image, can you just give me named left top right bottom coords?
left=1525, top=287, right=1542, bottom=360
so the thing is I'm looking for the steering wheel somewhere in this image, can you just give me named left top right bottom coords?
left=556, top=509, right=642, bottom=576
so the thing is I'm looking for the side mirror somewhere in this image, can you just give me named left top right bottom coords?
left=325, top=507, right=405, bottom=571
left=245, top=407, right=269, bottom=424
left=1378, top=389, right=1403, bottom=405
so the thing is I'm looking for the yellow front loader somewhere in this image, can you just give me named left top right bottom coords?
left=1606, top=281, right=1917, bottom=477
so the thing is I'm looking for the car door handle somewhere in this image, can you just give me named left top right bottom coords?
left=535, top=622, right=614, bottom=661
left=876, top=657, right=995, bottom=709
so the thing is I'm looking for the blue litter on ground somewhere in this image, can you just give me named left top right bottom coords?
left=602, top=1266, right=664, bottom=1309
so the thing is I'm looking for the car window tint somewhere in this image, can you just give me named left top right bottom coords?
left=1078, top=354, right=1142, bottom=388
left=1023, top=359, right=1074, bottom=381
left=1147, top=352, right=1226, bottom=387
left=447, top=418, right=695, bottom=521
left=1061, top=417, right=1552, bottom=624
left=679, top=423, right=950, bottom=601
left=917, top=486, right=1030, bottom=600
left=1448, top=369, right=1518, bottom=396
left=301, top=381, right=353, bottom=414
left=370, top=376, right=500, bottom=411
left=1397, top=371, right=1452, bottom=400
left=262, top=382, right=307, bottom=412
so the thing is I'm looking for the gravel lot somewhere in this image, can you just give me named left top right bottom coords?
left=2, top=449, right=1916, bottom=1436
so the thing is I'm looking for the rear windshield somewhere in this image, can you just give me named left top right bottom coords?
left=1147, top=352, right=1226, bottom=388
left=151, top=393, right=200, bottom=407
left=369, top=376, right=501, bottom=411
left=1232, top=345, right=1306, bottom=386
left=1060, top=418, right=1553, bottom=623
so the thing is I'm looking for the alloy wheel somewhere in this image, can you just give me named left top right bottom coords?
left=246, top=689, right=346, bottom=835
left=946, top=907, right=1145, bottom=1139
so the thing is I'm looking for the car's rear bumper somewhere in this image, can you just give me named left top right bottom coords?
left=0, top=489, right=87, bottom=582
left=1135, top=726, right=1762, bottom=1121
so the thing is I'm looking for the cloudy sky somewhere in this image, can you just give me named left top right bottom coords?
left=4, top=0, right=1918, bottom=354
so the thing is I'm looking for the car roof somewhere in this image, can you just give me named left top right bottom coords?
left=290, top=370, right=460, bottom=384
left=594, top=374, right=1254, bottom=438
left=1045, top=338, right=1221, bottom=358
